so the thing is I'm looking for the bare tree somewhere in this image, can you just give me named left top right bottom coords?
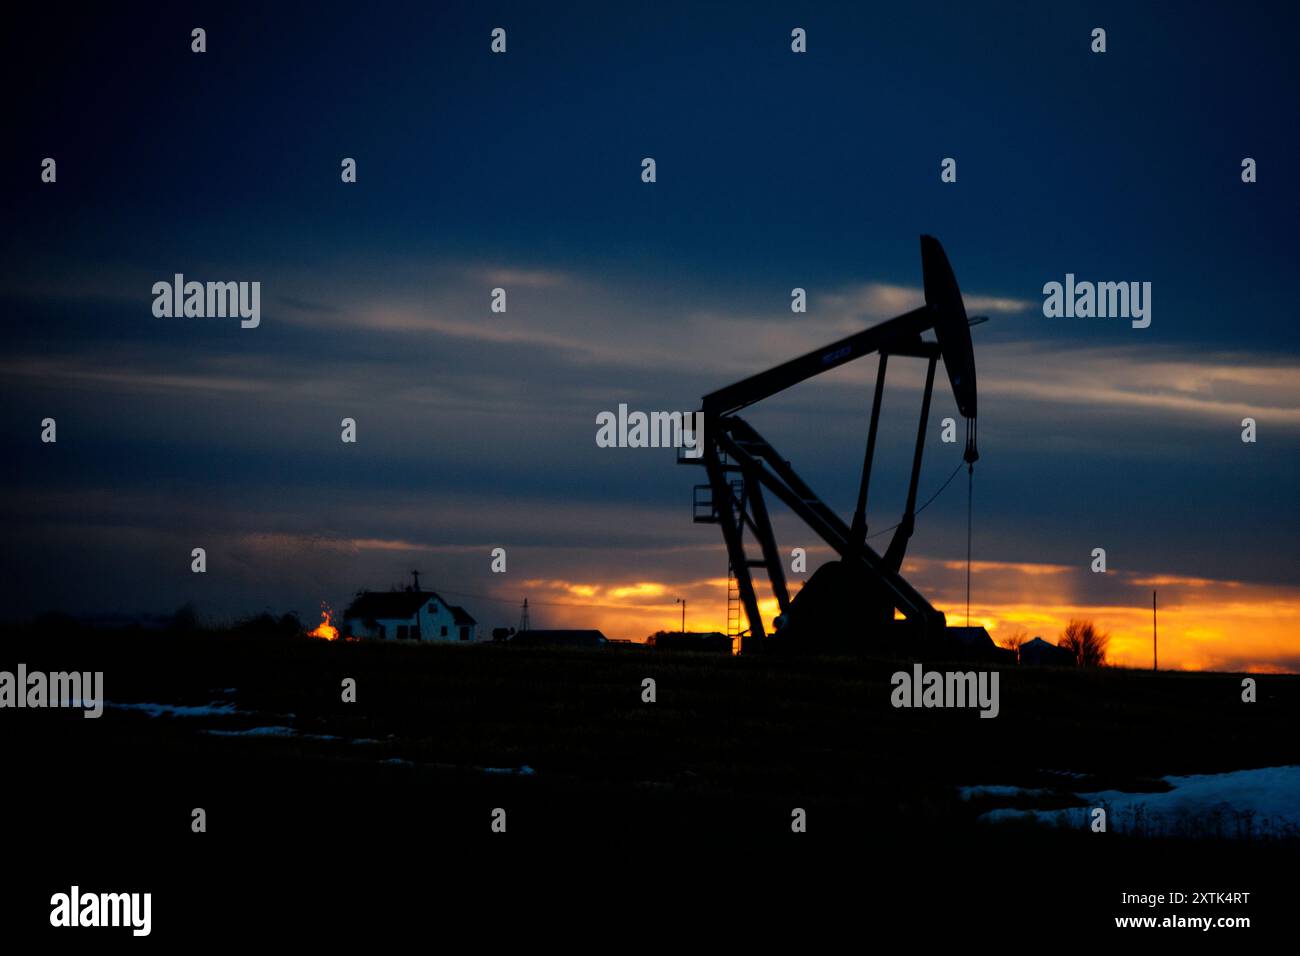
left=999, top=628, right=1029, bottom=659
left=1059, top=619, right=1109, bottom=667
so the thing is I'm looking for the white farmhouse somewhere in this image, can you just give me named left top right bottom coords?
left=342, top=587, right=478, bottom=642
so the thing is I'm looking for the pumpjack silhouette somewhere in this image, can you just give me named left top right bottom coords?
left=681, top=236, right=983, bottom=653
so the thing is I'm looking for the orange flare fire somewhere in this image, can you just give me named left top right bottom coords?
left=308, top=604, right=339, bottom=641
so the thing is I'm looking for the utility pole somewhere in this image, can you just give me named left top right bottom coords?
left=1153, top=589, right=1158, bottom=671
left=675, top=597, right=686, bottom=633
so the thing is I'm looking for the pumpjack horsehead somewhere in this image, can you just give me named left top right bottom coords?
left=682, top=236, right=983, bottom=652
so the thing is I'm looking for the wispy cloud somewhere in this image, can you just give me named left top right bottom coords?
left=8, top=269, right=1297, bottom=438
left=981, top=344, right=1300, bottom=426
left=473, top=266, right=573, bottom=289
left=277, top=295, right=341, bottom=314
left=0, top=357, right=271, bottom=395
left=820, top=282, right=1033, bottom=323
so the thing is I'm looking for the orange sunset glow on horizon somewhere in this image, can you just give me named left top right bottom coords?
left=501, top=559, right=1300, bottom=674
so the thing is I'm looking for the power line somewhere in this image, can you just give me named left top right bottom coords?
left=864, top=458, right=966, bottom=540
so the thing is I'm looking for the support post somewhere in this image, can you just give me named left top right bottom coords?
left=884, top=354, right=938, bottom=571
left=706, top=438, right=764, bottom=640
left=850, top=352, right=889, bottom=551
left=744, top=472, right=791, bottom=614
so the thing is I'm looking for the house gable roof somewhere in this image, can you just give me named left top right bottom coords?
left=945, top=626, right=994, bottom=648
left=344, top=590, right=447, bottom=621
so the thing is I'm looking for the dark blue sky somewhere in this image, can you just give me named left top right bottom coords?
left=3, top=2, right=1298, bottom=664
left=11, top=0, right=1299, bottom=330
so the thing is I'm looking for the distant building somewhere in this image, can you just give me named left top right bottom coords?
left=1019, top=636, right=1075, bottom=666
left=941, top=626, right=1017, bottom=663
left=510, top=629, right=608, bottom=648
left=342, top=589, right=478, bottom=642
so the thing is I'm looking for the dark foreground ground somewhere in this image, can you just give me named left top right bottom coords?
left=3, top=626, right=1297, bottom=943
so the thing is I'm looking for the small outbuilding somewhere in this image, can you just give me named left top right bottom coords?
left=1019, top=636, right=1076, bottom=666
left=938, top=625, right=1017, bottom=663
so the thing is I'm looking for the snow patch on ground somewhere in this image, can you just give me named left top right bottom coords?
left=975, top=765, right=1300, bottom=838
left=203, top=725, right=299, bottom=738
left=959, top=785, right=1051, bottom=800
left=483, top=765, right=536, bottom=776
left=202, top=725, right=347, bottom=742
left=109, top=700, right=245, bottom=718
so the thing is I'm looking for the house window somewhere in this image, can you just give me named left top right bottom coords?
left=397, top=625, right=409, bottom=639
left=377, top=624, right=386, bottom=639
left=459, top=626, right=470, bottom=641
left=440, top=625, right=448, bottom=637
left=428, top=602, right=437, bottom=613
